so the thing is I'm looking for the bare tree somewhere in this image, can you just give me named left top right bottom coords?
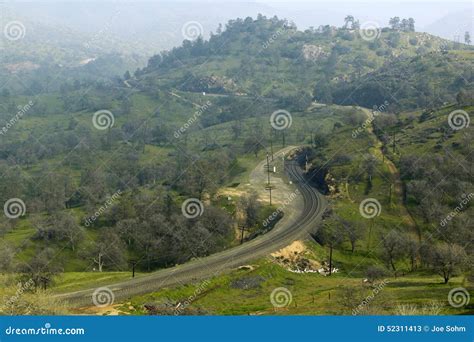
left=32, top=212, right=84, bottom=251
left=363, top=154, right=378, bottom=181
left=365, top=266, right=387, bottom=283
left=343, top=15, right=354, bottom=29
left=19, top=248, right=63, bottom=290
left=430, top=243, right=467, bottom=284
left=380, top=230, right=407, bottom=272
left=238, top=192, right=260, bottom=229
left=337, top=217, right=362, bottom=253
left=57, top=212, right=83, bottom=251
left=117, top=218, right=139, bottom=246
left=243, top=136, right=262, bottom=158
left=406, top=235, right=419, bottom=271
left=315, top=223, right=344, bottom=275
left=90, top=229, right=126, bottom=272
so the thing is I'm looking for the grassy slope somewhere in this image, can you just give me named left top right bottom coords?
left=102, top=105, right=472, bottom=315
left=111, top=242, right=469, bottom=316
left=376, top=103, right=473, bottom=229
left=143, top=29, right=463, bottom=97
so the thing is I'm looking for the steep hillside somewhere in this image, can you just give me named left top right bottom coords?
left=136, top=17, right=472, bottom=112
left=327, top=50, right=473, bottom=110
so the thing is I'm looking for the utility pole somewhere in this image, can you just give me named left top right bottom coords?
left=266, top=185, right=273, bottom=206
left=266, top=153, right=274, bottom=205
left=328, top=245, right=333, bottom=276
left=239, top=225, right=249, bottom=244
left=270, top=129, right=274, bottom=161
left=266, top=153, right=271, bottom=185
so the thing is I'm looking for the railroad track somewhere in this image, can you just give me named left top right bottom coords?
left=58, top=153, right=326, bottom=308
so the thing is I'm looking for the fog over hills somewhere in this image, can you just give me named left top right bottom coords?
left=423, top=10, right=473, bottom=41
left=2, top=1, right=472, bottom=57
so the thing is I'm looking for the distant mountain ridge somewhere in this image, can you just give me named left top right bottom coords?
left=135, top=15, right=473, bottom=111
left=422, top=10, right=473, bottom=41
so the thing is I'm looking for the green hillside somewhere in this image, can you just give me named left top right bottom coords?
left=0, top=15, right=472, bottom=315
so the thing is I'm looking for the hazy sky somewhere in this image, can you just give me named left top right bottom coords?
left=2, top=0, right=472, bottom=50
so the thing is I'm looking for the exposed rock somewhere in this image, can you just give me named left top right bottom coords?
left=182, top=74, right=238, bottom=93
left=271, top=241, right=326, bottom=274
left=325, top=172, right=342, bottom=198
left=237, top=265, right=255, bottom=271
left=144, top=300, right=209, bottom=316
left=302, top=44, right=328, bottom=61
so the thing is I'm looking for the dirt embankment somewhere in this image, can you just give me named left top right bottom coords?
left=271, top=241, right=337, bottom=276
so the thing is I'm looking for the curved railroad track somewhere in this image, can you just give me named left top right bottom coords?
left=58, top=152, right=326, bottom=307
